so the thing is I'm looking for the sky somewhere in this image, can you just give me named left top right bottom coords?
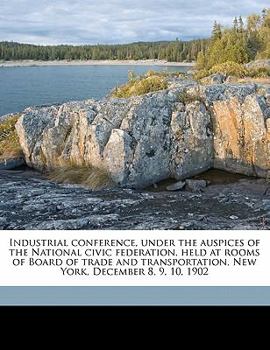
left=0, top=0, right=269, bottom=45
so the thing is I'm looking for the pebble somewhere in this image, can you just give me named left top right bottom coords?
left=166, top=181, right=185, bottom=191
left=185, top=179, right=207, bottom=192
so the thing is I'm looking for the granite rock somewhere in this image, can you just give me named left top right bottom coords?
left=14, top=79, right=270, bottom=188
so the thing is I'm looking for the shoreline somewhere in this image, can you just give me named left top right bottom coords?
left=0, top=59, right=195, bottom=68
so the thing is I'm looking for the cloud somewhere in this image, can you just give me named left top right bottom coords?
left=0, top=0, right=269, bottom=44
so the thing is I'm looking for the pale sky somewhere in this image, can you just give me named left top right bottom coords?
left=0, top=0, right=269, bottom=45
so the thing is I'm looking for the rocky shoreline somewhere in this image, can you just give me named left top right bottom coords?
left=15, top=77, right=270, bottom=187
left=0, top=167, right=269, bottom=230
left=1, top=75, right=270, bottom=229
left=0, top=59, right=195, bottom=68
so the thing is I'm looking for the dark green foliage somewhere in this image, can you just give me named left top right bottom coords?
left=209, top=62, right=248, bottom=77
left=196, top=8, right=270, bottom=73
left=0, top=39, right=209, bottom=62
left=212, top=21, right=222, bottom=41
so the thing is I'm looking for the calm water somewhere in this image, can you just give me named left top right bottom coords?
left=0, top=65, right=189, bottom=116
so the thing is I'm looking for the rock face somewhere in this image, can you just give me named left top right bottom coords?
left=16, top=81, right=213, bottom=188
left=201, top=73, right=226, bottom=85
left=15, top=79, right=270, bottom=188
left=0, top=168, right=270, bottom=230
left=166, top=180, right=185, bottom=191
left=212, top=93, right=270, bottom=177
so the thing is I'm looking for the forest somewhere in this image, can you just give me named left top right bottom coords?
left=1, top=8, right=269, bottom=66
left=197, top=8, right=270, bottom=72
left=0, top=39, right=208, bottom=62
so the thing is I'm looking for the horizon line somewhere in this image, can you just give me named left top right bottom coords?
left=0, top=37, right=209, bottom=47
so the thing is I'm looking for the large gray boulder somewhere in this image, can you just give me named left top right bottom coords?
left=15, top=79, right=270, bottom=188
left=16, top=81, right=213, bottom=188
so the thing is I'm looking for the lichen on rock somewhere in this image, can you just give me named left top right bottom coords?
left=14, top=78, right=270, bottom=188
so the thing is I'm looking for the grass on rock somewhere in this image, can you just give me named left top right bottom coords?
left=0, top=115, right=23, bottom=161
left=246, top=67, right=270, bottom=78
left=194, top=61, right=270, bottom=81
left=47, top=164, right=114, bottom=190
left=209, top=62, right=248, bottom=78
left=111, top=70, right=169, bottom=98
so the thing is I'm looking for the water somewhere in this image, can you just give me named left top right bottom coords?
left=146, top=169, right=250, bottom=192
left=0, top=65, right=189, bottom=116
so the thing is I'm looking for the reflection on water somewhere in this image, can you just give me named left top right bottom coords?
left=193, top=169, right=253, bottom=185
left=146, top=169, right=252, bottom=192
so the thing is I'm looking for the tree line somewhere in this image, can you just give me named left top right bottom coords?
left=0, top=39, right=208, bottom=62
left=197, top=8, right=270, bottom=71
left=1, top=8, right=269, bottom=65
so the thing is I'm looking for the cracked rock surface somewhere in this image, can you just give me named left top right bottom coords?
left=14, top=79, right=270, bottom=188
left=0, top=168, right=269, bottom=230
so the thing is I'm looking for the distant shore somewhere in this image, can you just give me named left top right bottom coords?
left=0, top=59, right=195, bottom=68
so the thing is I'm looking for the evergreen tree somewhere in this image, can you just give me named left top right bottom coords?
left=212, top=21, right=222, bottom=40
left=246, top=14, right=261, bottom=60
left=238, top=16, right=244, bottom=33
left=0, top=40, right=209, bottom=62
left=257, top=8, right=270, bottom=58
left=196, top=8, right=270, bottom=71
left=233, top=17, right=238, bottom=31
